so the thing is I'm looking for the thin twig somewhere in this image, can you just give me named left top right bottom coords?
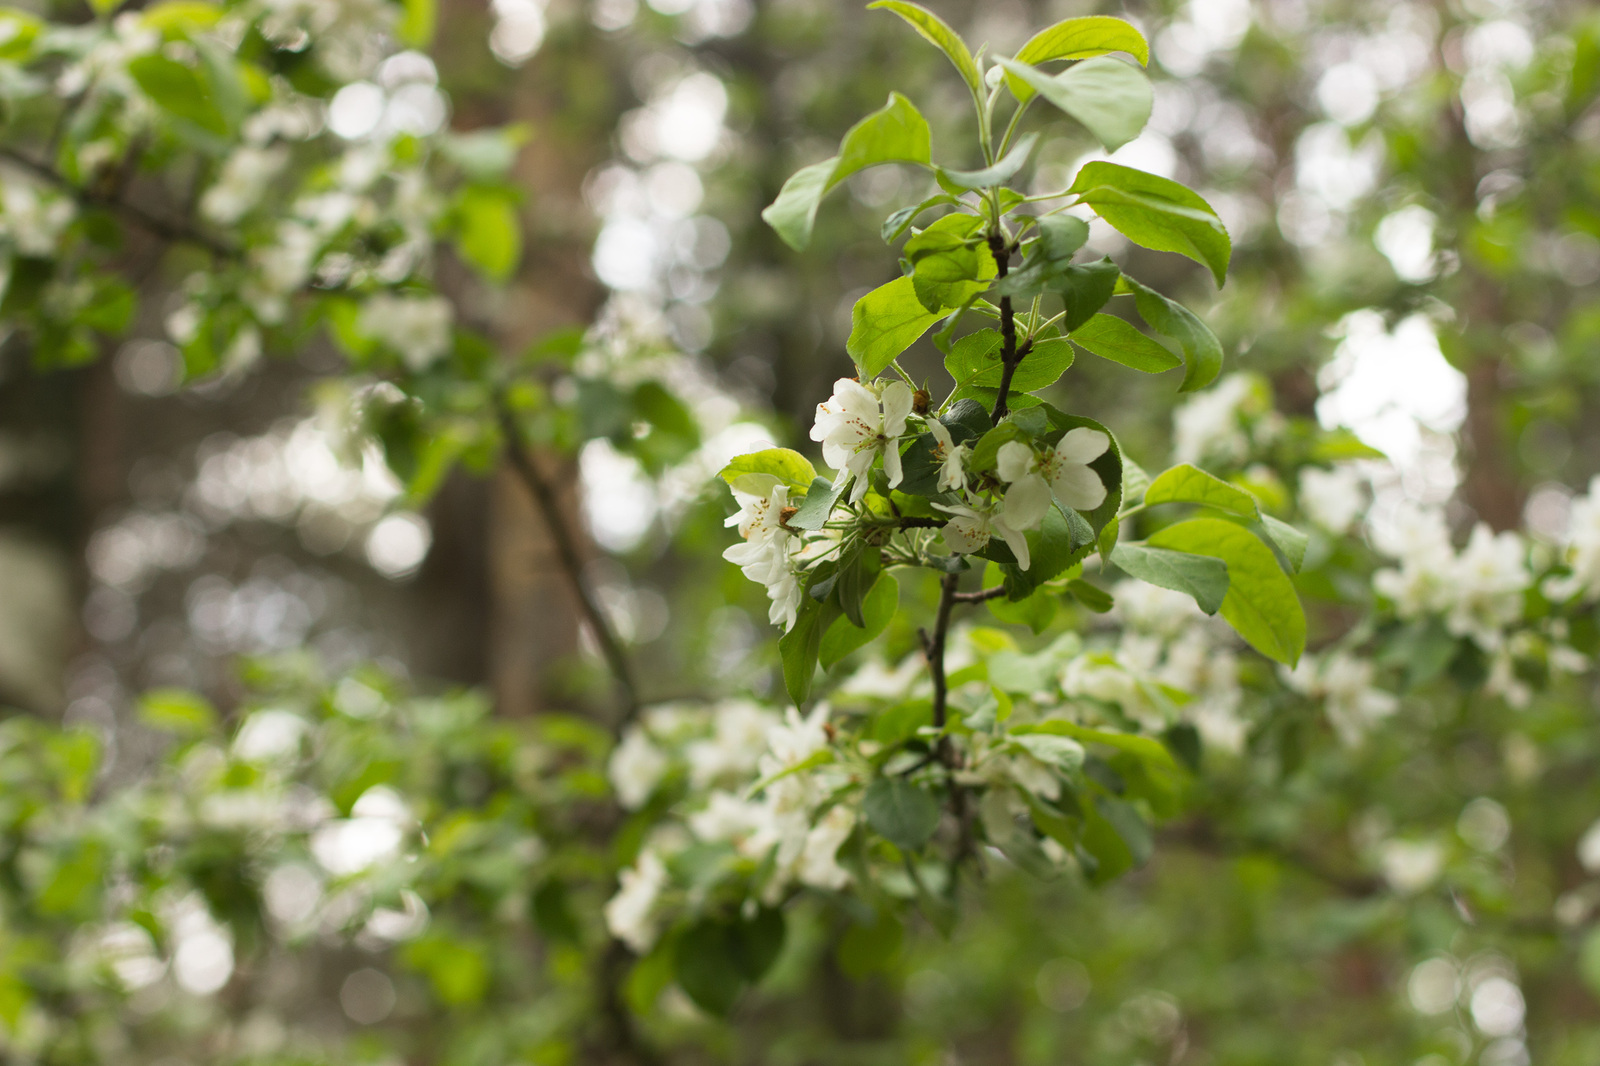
left=0, top=146, right=236, bottom=258
left=951, top=585, right=1006, bottom=603
left=495, top=394, right=641, bottom=726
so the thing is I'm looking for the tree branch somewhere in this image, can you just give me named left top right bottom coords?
left=0, top=145, right=236, bottom=259
left=495, top=394, right=641, bottom=726
left=988, top=234, right=1021, bottom=424
left=952, top=585, right=1006, bottom=603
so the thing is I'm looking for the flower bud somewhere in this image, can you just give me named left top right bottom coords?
left=912, top=389, right=931, bottom=415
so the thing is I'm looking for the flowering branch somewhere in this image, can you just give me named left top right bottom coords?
left=0, top=145, right=236, bottom=259
left=494, top=393, right=641, bottom=725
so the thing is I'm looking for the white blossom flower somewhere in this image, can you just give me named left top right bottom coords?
left=723, top=482, right=803, bottom=630
left=810, top=378, right=913, bottom=503
left=1299, top=465, right=1367, bottom=534
left=604, top=850, right=668, bottom=953
left=995, top=428, right=1109, bottom=533
left=932, top=497, right=1032, bottom=569
left=0, top=181, right=75, bottom=256
left=925, top=419, right=970, bottom=494
left=608, top=727, right=668, bottom=810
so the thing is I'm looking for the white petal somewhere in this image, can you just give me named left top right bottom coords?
left=996, top=518, right=1032, bottom=570
left=942, top=515, right=989, bottom=554
left=1049, top=463, right=1107, bottom=511
left=996, top=441, right=1037, bottom=484
left=883, top=439, right=904, bottom=487
left=926, top=419, right=953, bottom=450
left=879, top=381, right=914, bottom=436
left=1054, top=427, right=1110, bottom=466
left=1004, top=474, right=1052, bottom=531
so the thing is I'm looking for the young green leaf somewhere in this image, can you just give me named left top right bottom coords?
left=1120, top=276, right=1225, bottom=392
left=1148, top=518, right=1306, bottom=665
left=846, top=276, right=945, bottom=378
left=455, top=187, right=522, bottom=282
left=938, top=132, right=1040, bottom=190
left=1259, top=514, right=1309, bottom=573
left=719, top=449, right=818, bottom=494
left=906, top=214, right=997, bottom=312
left=1070, top=313, right=1181, bottom=373
left=867, top=0, right=982, bottom=96
left=881, top=194, right=962, bottom=243
left=1014, top=15, right=1150, bottom=70
left=1069, top=162, right=1231, bottom=286
left=762, top=93, right=933, bottom=251
left=128, top=54, right=230, bottom=136
left=1109, top=543, right=1229, bottom=615
left=787, top=476, right=846, bottom=531
left=1144, top=463, right=1260, bottom=516
left=992, top=56, right=1153, bottom=152
left=863, top=777, right=942, bottom=853
left=1067, top=578, right=1114, bottom=613
left=398, top=0, right=436, bottom=47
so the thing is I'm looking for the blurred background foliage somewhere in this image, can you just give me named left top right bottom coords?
left=2, top=0, right=1600, bottom=1064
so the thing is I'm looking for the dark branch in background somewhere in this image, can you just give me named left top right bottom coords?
left=988, top=234, right=1021, bottom=424
left=494, top=393, right=641, bottom=726
left=919, top=572, right=960, bottom=744
left=0, top=146, right=237, bottom=259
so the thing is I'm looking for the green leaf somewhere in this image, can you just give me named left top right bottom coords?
left=990, top=504, right=1096, bottom=600
left=1121, top=276, right=1224, bottom=392
left=778, top=599, right=833, bottom=706
left=398, top=0, right=436, bottom=47
left=675, top=920, right=745, bottom=1016
left=1070, top=163, right=1231, bottom=287
left=1070, top=313, right=1180, bottom=373
left=1067, top=579, right=1113, bottom=613
left=992, top=56, right=1153, bottom=152
left=138, top=688, right=217, bottom=736
left=882, top=194, right=961, bottom=243
left=127, top=54, right=229, bottom=135
left=455, top=188, right=521, bottom=282
left=938, top=132, right=1039, bottom=190
left=1144, top=463, right=1259, bottom=516
left=788, top=476, right=845, bottom=532
left=867, top=1, right=982, bottom=96
left=945, top=328, right=1075, bottom=394
left=1311, top=429, right=1386, bottom=461
left=762, top=93, right=932, bottom=251
left=834, top=544, right=880, bottom=628
left=1149, top=519, right=1306, bottom=665
left=863, top=777, right=941, bottom=853
left=837, top=910, right=903, bottom=979
left=719, top=449, right=818, bottom=495
left=821, top=573, right=899, bottom=668
left=140, top=2, right=224, bottom=38
left=1109, top=543, right=1228, bottom=615
left=847, top=275, right=945, bottom=378
left=1014, top=16, right=1150, bottom=69
left=1259, top=515, right=1308, bottom=573
left=906, top=213, right=996, bottom=313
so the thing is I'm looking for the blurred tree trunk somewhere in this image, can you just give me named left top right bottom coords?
left=441, top=4, right=614, bottom=715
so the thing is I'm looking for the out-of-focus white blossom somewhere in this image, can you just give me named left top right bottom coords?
left=1381, top=838, right=1445, bottom=894
left=1299, top=465, right=1367, bottom=534
left=0, top=180, right=75, bottom=256
left=604, top=849, right=668, bottom=952
left=1173, top=374, right=1267, bottom=466
left=686, top=700, right=777, bottom=788
left=1546, top=475, right=1600, bottom=602
left=358, top=293, right=453, bottom=371
left=1286, top=651, right=1398, bottom=746
left=609, top=726, right=668, bottom=810
left=200, top=147, right=291, bottom=225
left=810, top=378, right=913, bottom=502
